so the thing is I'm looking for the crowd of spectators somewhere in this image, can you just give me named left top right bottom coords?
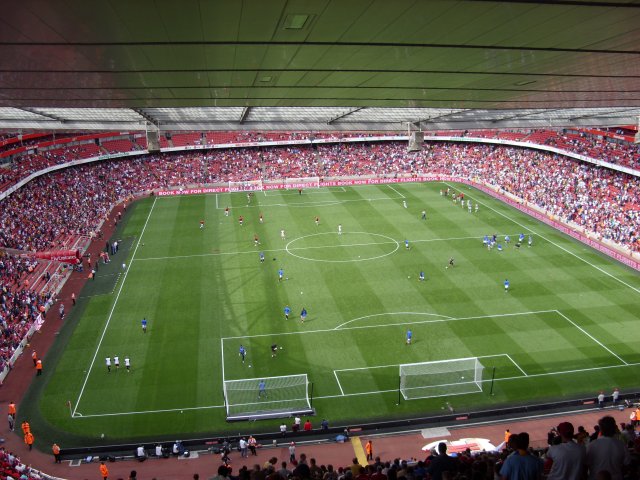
left=0, top=447, right=46, bottom=479
left=0, top=141, right=638, bottom=253
left=199, top=414, right=638, bottom=480
left=1, top=129, right=638, bottom=194
left=0, top=252, right=51, bottom=374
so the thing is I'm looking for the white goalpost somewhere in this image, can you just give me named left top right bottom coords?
left=223, top=374, right=314, bottom=421
left=283, top=177, right=320, bottom=189
left=228, top=179, right=264, bottom=192
left=399, top=357, right=484, bottom=400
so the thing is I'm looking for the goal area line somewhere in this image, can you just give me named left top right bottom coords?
left=73, top=309, right=627, bottom=419
left=328, top=354, right=640, bottom=400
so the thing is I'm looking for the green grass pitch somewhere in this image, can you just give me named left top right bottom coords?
left=31, top=182, right=640, bottom=445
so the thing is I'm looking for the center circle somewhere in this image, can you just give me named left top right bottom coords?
left=285, top=232, right=399, bottom=263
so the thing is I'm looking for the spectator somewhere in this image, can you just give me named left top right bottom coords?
left=586, top=415, right=630, bottom=480
left=499, top=432, right=543, bottom=480
left=426, top=442, right=458, bottom=480
left=545, top=421, right=586, bottom=480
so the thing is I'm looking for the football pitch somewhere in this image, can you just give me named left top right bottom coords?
left=33, top=182, right=640, bottom=445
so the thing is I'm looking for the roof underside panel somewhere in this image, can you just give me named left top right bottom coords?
left=0, top=0, right=638, bottom=131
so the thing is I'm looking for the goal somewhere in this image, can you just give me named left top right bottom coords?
left=228, top=179, right=263, bottom=192
left=223, top=374, right=315, bottom=421
left=399, top=357, right=484, bottom=400
left=283, top=177, right=320, bottom=190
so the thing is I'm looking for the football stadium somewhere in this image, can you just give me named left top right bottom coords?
left=0, top=2, right=640, bottom=479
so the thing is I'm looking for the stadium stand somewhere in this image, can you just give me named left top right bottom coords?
left=1, top=133, right=639, bottom=479
left=1, top=141, right=638, bottom=254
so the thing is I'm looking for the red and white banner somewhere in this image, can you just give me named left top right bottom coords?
left=33, top=249, right=81, bottom=264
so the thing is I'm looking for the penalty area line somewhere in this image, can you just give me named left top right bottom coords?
left=555, top=310, right=628, bottom=366
left=388, top=185, right=405, bottom=198
left=333, top=371, right=346, bottom=396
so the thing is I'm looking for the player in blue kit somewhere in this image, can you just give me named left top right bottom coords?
left=519, top=233, right=525, bottom=243
left=258, top=379, right=266, bottom=398
left=278, top=268, right=284, bottom=282
left=259, top=252, right=265, bottom=263
left=406, top=329, right=412, bottom=345
left=239, top=345, right=246, bottom=363
left=284, top=305, right=291, bottom=320
left=419, top=271, right=425, bottom=281
left=405, top=239, right=410, bottom=250
left=141, top=317, right=147, bottom=333
left=504, top=278, right=510, bottom=292
left=300, top=307, right=307, bottom=323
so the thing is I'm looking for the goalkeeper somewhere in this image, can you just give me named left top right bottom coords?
left=258, top=379, right=267, bottom=398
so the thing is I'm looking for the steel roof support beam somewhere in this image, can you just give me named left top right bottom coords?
left=133, top=108, right=160, bottom=130
left=17, top=107, right=65, bottom=123
left=239, top=107, right=251, bottom=124
left=327, top=107, right=364, bottom=125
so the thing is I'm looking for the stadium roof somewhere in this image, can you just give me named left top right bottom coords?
left=0, top=0, right=639, bottom=132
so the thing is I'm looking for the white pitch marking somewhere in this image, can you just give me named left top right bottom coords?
left=335, top=312, right=453, bottom=330
left=72, top=197, right=157, bottom=416
left=388, top=185, right=405, bottom=198
left=133, top=234, right=499, bottom=262
left=313, top=360, right=640, bottom=401
left=223, top=309, right=559, bottom=340
left=263, top=187, right=347, bottom=197
left=555, top=310, right=628, bottom=365
left=221, top=337, right=226, bottom=383
left=505, top=353, right=528, bottom=377
left=444, top=182, right=640, bottom=295
left=334, top=353, right=515, bottom=374
left=333, top=370, right=345, bottom=396
left=71, top=403, right=226, bottom=419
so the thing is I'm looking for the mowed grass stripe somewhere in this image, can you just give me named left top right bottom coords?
left=34, top=183, right=640, bottom=443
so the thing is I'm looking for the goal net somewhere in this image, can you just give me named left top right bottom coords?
left=283, top=177, right=320, bottom=190
left=223, top=374, right=314, bottom=421
left=399, top=357, right=484, bottom=400
left=228, top=179, right=263, bottom=192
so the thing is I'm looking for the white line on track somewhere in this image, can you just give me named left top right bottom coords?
left=444, top=182, right=640, bottom=295
left=555, top=310, right=628, bottom=365
left=72, top=197, right=157, bottom=416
